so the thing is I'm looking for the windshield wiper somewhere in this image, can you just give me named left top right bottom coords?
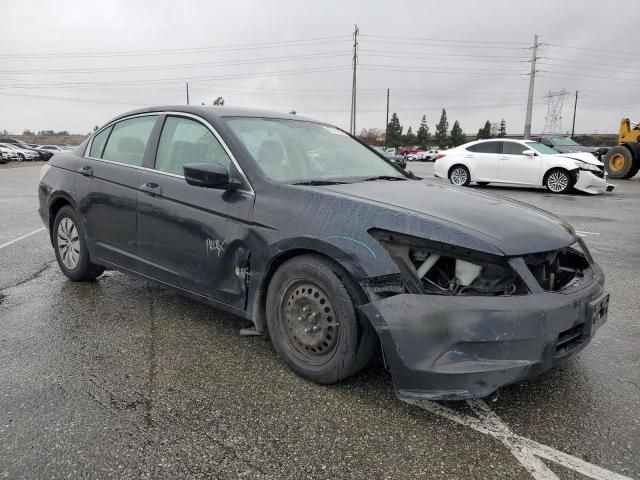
left=359, top=175, right=408, bottom=182
left=291, top=180, right=350, bottom=186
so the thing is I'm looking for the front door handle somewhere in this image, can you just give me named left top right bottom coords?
left=140, top=182, right=162, bottom=196
left=465, top=154, right=473, bottom=158
left=79, top=165, right=93, bottom=177
left=499, top=156, right=509, bottom=160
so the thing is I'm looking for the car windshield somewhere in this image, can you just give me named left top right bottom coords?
left=225, top=117, right=405, bottom=184
left=525, top=141, right=558, bottom=155
left=551, top=137, right=580, bottom=146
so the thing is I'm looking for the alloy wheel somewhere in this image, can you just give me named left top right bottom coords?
left=450, top=167, right=468, bottom=186
left=57, top=217, right=81, bottom=269
left=547, top=171, right=569, bottom=193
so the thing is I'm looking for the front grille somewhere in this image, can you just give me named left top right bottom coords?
left=524, top=246, right=590, bottom=291
left=556, top=323, right=584, bottom=355
left=592, top=168, right=605, bottom=178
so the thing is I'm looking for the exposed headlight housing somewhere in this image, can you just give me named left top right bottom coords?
left=369, top=229, right=527, bottom=296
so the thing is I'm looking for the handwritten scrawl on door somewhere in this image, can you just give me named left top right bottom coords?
left=206, top=238, right=225, bottom=257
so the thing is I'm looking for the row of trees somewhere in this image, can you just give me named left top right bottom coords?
left=20, top=129, right=70, bottom=136
left=476, top=119, right=507, bottom=139
left=386, top=109, right=465, bottom=149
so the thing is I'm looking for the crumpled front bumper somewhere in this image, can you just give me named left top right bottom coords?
left=360, top=272, right=608, bottom=401
left=574, top=170, right=614, bottom=194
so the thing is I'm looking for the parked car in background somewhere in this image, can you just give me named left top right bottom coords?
left=530, top=136, right=608, bottom=159
left=0, top=144, right=18, bottom=162
left=36, top=145, right=67, bottom=152
left=372, top=146, right=407, bottom=169
left=38, top=105, right=610, bottom=400
left=0, top=143, right=39, bottom=161
left=0, top=138, right=53, bottom=161
left=434, top=138, right=613, bottom=194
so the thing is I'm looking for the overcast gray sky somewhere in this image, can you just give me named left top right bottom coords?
left=1, top=0, right=638, bottom=136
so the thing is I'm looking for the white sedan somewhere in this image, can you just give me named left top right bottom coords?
left=433, top=138, right=613, bottom=194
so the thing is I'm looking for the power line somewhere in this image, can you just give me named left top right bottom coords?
left=0, top=65, right=352, bottom=89
left=0, top=35, right=351, bottom=59
left=361, top=33, right=530, bottom=46
left=0, top=51, right=351, bottom=75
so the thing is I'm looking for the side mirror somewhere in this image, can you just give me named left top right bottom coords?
left=522, top=149, right=536, bottom=157
left=183, top=163, right=241, bottom=190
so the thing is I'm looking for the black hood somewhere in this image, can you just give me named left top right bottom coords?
left=317, top=179, right=576, bottom=256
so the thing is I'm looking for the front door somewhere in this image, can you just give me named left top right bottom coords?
left=76, top=114, right=158, bottom=269
left=136, top=115, right=254, bottom=310
left=497, top=141, right=542, bottom=184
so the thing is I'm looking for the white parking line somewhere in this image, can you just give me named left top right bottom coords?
left=576, top=231, right=601, bottom=237
left=407, top=399, right=633, bottom=480
left=0, top=227, right=46, bottom=250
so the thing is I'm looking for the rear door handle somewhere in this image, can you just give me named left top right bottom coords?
left=139, top=182, right=162, bottom=196
left=465, top=154, right=473, bottom=158
left=79, top=165, right=93, bottom=177
left=499, top=156, right=508, bottom=160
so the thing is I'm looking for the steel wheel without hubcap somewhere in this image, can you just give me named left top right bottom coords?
left=546, top=171, right=569, bottom=193
left=57, top=217, right=80, bottom=270
left=282, top=281, right=340, bottom=365
left=450, top=167, right=469, bottom=186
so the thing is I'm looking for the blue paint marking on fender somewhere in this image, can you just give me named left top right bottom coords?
left=325, top=236, right=377, bottom=258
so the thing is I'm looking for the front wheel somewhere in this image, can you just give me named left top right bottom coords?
left=16, top=153, right=24, bottom=162
left=53, top=206, right=105, bottom=281
left=544, top=169, right=573, bottom=194
left=449, top=165, right=471, bottom=186
left=266, top=255, right=377, bottom=384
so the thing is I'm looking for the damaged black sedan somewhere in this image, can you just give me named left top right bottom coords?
left=38, top=106, right=609, bottom=400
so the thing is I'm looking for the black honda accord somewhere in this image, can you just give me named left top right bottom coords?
left=38, top=106, right=610, bottom=400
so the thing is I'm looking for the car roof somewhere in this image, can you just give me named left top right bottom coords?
left=106, top=105, right=321, bottom=126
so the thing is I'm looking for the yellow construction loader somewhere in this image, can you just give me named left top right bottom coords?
left=603, top=118, right=640, bottom=179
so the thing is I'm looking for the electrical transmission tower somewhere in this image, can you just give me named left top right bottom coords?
left=542, top=89, right=571, bottom=135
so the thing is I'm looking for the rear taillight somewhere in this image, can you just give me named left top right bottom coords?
left=39, top=164, right=51, bottom=181
left=434, top=154, right=446, bottom=160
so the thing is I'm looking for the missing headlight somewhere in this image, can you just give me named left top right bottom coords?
left=409, top=249, right=523, bottom=295
left=369, top=229, right=527, bottom=296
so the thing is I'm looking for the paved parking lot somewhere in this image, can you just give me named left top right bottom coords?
left=1, top=162, right=638, bottom=479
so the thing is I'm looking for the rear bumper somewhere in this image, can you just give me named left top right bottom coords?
left=360, top=271, right=608, bottom=400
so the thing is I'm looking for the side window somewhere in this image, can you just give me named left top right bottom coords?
left=502, top=142, right=528, bottom=155
left=155, top=116, right=232, bottom=175
left=467, top=141, right=500, bottom=154
left=101, top=116, right=156, bottom=166
left=88, top=126, right=112, bottom=158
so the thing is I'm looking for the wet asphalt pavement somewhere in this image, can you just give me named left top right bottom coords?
left=1, top=162, right=638, bottom=479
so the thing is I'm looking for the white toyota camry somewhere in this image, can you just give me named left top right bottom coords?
left=433, top=138, right=614, bottom=194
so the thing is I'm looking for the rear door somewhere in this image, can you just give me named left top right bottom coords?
left=76, top=114, right=159, bottom=269
left=136, top=114, right=254, bottom=309
left=464, top=141, right=501, bottom=181
left=497, top=141, right=542, bottom=184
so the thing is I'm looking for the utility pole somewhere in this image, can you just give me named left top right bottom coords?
left=571, top=90, right=579, bottom=139
left=349, top=24, right=359, bottom=135
left=385, top=88, right=390, bottom=149
left=186, top=83, right=190, bottom=105
left=524, top=34, right=540, bottom=138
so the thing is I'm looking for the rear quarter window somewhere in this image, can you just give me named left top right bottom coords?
left=88, top=127, right=112, bottom=158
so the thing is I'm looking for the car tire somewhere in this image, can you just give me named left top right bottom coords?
left=544, top=168, right=573, bottom=194
left=266, top=254, right=377, bottom=385
left=53, top=206, right=105, bottom=281
left=16, top=153, right=24, bottom=162
left=448, top=165, right=471, bottom=186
